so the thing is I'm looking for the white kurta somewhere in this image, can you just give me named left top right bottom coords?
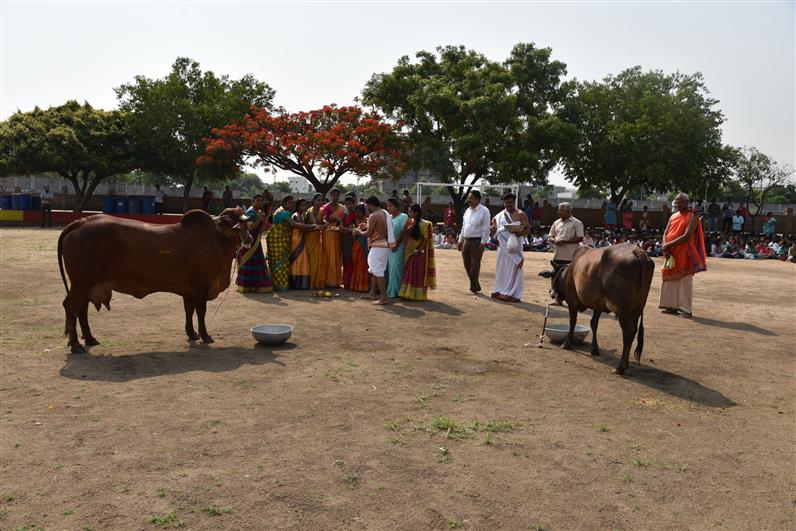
left=491, top=209, right=524, bottom=300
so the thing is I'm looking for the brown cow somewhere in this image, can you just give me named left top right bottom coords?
left=57, top=208, right=251, bottom=353
left=539, top=243, right=654, bottom=374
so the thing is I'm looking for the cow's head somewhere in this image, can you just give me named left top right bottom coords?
left=215, top=207, right=253, bottom=247
left=538, top=261, right=567, bottom=305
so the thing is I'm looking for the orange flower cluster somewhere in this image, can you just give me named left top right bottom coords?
left=199, top=104, right=405, bottom=185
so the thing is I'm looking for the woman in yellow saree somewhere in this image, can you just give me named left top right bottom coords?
left=399, top=204, right=436, bottom=301
left=289, top=199, right=312, bottom=290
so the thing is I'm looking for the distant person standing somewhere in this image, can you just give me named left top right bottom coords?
left=603, top=200, right=617, bottom=230
left=154, top=184, right=165, bottom=215
left=40, top=185, right=54, bottom=228
left=201, top=186, right=213, bottom=212
left=401, top=189, right=412, bottom=214
left=721, top=198, right=734, bottom=233
left=457, top=190, right=491, bottom=295
left=707, top=198, right=720, bottom=232
left=355, top=196, right=396, bottom=305
left=222, top=185, right=233, bottom=209
left=444, top=202, right=457, bottom=229
left=732, top=210, right=745, bottom=234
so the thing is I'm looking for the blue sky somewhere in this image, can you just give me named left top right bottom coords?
left=1, top=1, right=793, bottom=186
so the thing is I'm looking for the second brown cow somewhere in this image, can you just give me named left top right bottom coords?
left=539, top=243, right=655, bottom=374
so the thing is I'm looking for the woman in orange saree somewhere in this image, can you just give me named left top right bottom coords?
left=399, top=204, right=436, bottom=301
left=289, top=199, right=313, bottom=290
left=321, top=188, right=345, bottom=288
left=305, top=193, right=327, bottom=289
left=659, top=193, right=707, bottom=317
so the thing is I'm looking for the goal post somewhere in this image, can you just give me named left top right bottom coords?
left=414, top=182, right=519, bottom=209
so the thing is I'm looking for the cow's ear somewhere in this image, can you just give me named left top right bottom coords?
left=538, top=270, right=554, bottom=278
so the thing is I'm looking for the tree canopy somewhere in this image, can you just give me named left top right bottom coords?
left=0, top=101, right=134, bottom=212
left=199, top=104, right=404, bottom=196
left=116, top=57, right=274, bottom=206
left=362, top=43, right=572, bottom=213
left=731, top=146, right=794, bottom=229
left=557, top=67, right=736, bottom=205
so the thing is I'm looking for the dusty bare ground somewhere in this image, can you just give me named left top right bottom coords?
left=0, top=226, right=794, bottom=530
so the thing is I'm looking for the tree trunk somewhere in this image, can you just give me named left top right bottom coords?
left=446, top=186, right=467, bottom=225
left=182, top=174, right=194, bottom=212
left=75, top=175, right=106, bottom=213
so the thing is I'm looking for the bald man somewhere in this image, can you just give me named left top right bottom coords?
left=548, top=202, right=584, bottom=267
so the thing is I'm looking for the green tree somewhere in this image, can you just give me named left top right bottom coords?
left=116, top=57, right=274, bottom=209
left=362, top=43, right=572, bottom=218
left=0, top=101, right=134, bottom=212
left=732, top=147, right=794, bottom=230
left=558, top=67, right=736, bottom=205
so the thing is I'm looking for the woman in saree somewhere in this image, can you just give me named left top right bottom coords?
left=236, top=194, right=273, bottom=293
left=385, top=197, right=408, bottom=298
left=289, top=199, right=316, bottom=290
left=399, top=204, right=436, bottom=301
left=321, top=188, right=345, bottom=288
left=341, top=194, right=358, bottom=290
left=349, top=204, right=370, bottom=292
left=305, top=193, right=327, bottom=289
left=269, top=195, right=317, bottom=292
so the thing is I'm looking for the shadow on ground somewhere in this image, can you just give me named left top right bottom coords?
left=567, top=344, right=736, bottom=408
left=691, top=316, right=778, bottom=336
left=59, top=344, right=291, bottom=382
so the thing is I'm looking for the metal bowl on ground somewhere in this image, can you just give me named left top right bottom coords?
left=545, top=324, right=589, bottom=344
left=251, top=324, right=294, bottom=346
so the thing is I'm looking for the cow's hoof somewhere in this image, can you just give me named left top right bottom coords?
left=591, top=348, right=600, bottom=357
left=70, top=344, right=86, bottom=354
left=560, top=342, right=571, bottom=350
left=201, top=336, right=215, bottom=344
left=187, top=332, right=200, bottom=341
left=84, top=336, right=100, bottom=347
left=613, top=367, right=626, bottom=375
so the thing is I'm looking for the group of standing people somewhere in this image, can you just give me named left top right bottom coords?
left=235, top=189, right=436, bottom=303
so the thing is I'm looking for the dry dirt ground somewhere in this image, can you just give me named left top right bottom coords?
left=1, top=227, right=794, bottom=530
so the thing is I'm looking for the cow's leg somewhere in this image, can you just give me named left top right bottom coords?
left=560, top=303, right=578, bottom=350
left=63, top=295, right=84, bottom=354
left=633, top=314, right=644, bottom=363
left=78, top=299, right=100, bottom=346
left=196, top=299, right=214, bottom=344
left=183, top=297, right=199, bottom=341
left=590, top=311, right=601, bottom=356
left=614, top=314, right=638, bottom=375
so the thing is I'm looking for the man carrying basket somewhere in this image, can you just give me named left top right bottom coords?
left=491, top=192, right=531, bottom=302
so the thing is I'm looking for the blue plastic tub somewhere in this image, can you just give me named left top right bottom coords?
left=17, top=194, right=32, bottom=210
left=0, top=195, right=12, bottom=210
left=115, top=196, right=129, bottom=214
left=11, top=194, right=20, bottom=210
left=141, top=196, right=156, bottom=214
left=128, top=196, right=143, bottom=214
left=101, top=196, right=115, bottom=214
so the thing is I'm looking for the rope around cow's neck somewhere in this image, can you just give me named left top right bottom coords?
left=206, top=240, right=244, bottom=326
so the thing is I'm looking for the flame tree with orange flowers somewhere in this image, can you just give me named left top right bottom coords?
left=199, top=105, right=404, bottom=196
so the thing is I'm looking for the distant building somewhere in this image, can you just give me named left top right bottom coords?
left=288, top=176, right=312, bottom=195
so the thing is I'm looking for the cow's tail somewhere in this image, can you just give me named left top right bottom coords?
left=57, top=224, right=75, bottom=295
left=634, top=250, right=655, bottom=363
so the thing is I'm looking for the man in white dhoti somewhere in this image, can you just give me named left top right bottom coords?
left=490, top=192, right=531, bottom=302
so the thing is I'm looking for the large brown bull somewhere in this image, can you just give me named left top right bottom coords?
left=539, top=243, right=654, bottom=374
left=57, top=208, right=251, bottom=353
